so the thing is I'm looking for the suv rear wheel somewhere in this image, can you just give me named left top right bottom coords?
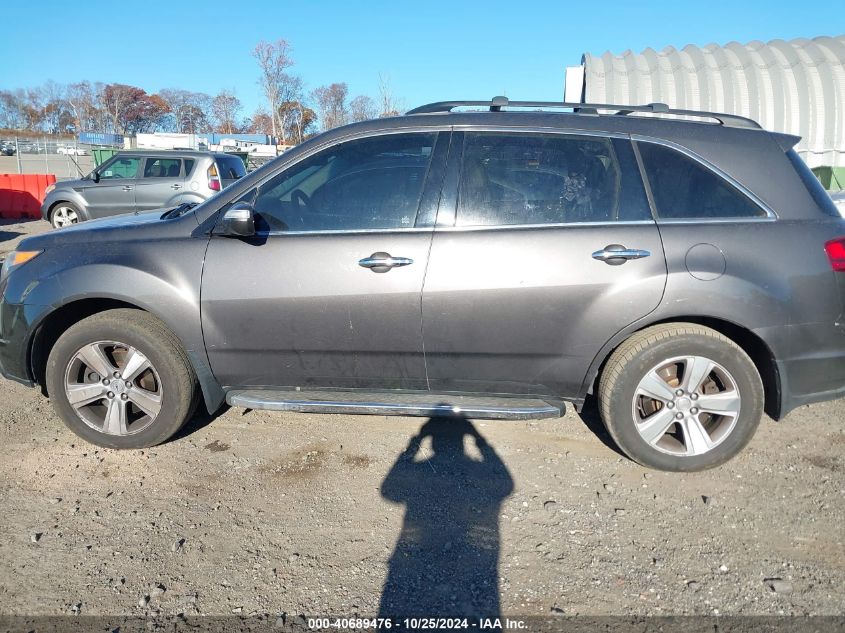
left=46, top=309, right=198, bottom=449
left=598, top=323, right=763, bottom=471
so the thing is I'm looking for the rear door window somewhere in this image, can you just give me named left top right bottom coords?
left=638, top=142, right=767, bottom=219
left=216, top=155, right=246, bottom=180
left=143, top=158, right=182, bottom=178
left=456, top=132, right=651, bottom=226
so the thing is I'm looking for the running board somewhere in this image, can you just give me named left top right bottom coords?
left=225, top=389, right=563, bottom=420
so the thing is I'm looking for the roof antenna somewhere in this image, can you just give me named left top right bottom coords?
left=490, top=95, right=509, bottom=112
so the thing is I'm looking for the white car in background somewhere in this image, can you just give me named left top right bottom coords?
left=57, top=146, right=88, bottom=156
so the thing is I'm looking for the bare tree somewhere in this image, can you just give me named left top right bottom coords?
left=22, top=87, right=45, bottom=130
left=101, top=83, right=136, bottom=133
left=275, top=74, right=304, bottom=144
left=40, top=81, right=70, bottom=134
left=67, top=81, right=99, bottom=132
left=159, top=89, right=189, bottom=132
left=350, top=95, right=377, bottom=122
left=312, top=83, right=349, bottom=131
left=279, top=100, right=317, bottom=144
left=378, top=73, right=403, bottom=117
left=92, top=82, right=110, bottom=132
left=211, top=90, right=242, bottom=134
left=159, top=89, right=211, bottom=133
left=252, top=39, right=294, bottom=139
left=0, top=90, right=27, bottom=130
left=246, top=108, right=274, bottom=135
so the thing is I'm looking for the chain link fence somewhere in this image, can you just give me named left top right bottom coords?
left=0, top=137, right=97, bottom=179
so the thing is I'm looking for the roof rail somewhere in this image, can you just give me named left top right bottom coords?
left=406, top=96, right=761, bottom=130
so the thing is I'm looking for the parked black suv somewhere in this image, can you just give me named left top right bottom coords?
left=1, top=98, right=844, bottom=471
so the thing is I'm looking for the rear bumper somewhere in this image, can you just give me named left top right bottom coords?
left=767, top=320, right=845, bottom=417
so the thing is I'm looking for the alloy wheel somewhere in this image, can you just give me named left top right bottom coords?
left=63, top=341, right=163, bottom=436
left=631, top=355, right=741, bottom=456
left=52, top=206, right=79, bottom=228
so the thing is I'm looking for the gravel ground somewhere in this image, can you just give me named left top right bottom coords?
left=0, top=219, right=843, bottom=620
left=0, top=218, right=50, bottom=256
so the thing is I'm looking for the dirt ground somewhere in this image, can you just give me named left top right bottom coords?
left=0, top=219, right=843, bottom=621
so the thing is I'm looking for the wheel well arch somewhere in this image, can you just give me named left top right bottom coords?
left=46, top=199, right=83, bottom=221
left=30, top=298, right=141, bottom=393
left=47, top=199, right=71, bottom=212
left=588, top=316, right=782, bottom=420
left=30, top=297, right=224, bottom=413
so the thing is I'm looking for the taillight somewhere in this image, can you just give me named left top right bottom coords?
left=825, top=237, right=845, bottom=272
left=207, top=164, right=221, bottom=191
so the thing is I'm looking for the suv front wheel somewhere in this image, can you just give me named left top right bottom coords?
left=50, top=202, right=81, bottom=229
left=598, top=323, right=763, bottom=471
left=46, top=309, right=198, bottom=449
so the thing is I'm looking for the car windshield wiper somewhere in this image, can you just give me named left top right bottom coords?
left=162, top=202, right=199, bottom=219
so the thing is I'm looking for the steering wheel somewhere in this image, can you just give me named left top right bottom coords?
left=290, top=188, right=314, bottom=213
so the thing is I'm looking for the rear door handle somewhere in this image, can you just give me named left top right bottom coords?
left=358, top=252, right=414, bottom=273
left=592, top=244, right=651, bottom=265
left=121, top=186, right=134, bottom=191
left=171, top=184, right=182, bottom=190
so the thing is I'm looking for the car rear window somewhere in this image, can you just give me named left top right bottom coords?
left=638, top=142, right=767, bottom=220
left=216, top=155, right=246, bottom=180
left=786, top=149, right=841, bottom=218
left=184, top=159, right=195, bottom=176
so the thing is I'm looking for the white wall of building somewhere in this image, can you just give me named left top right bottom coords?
left=571, top=35, right=845, bottom=167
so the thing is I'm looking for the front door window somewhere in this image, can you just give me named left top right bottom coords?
left=99, top=157, right=140, bottom=180
left=247, top=133, right=437, bottom=232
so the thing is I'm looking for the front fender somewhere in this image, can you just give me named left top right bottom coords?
left=41, top=190, right=90, bottom=221
left=6, top=240, right=223, bottom=413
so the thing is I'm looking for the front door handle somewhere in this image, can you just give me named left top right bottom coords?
left=592, top=244, right=651, bottom=266
left=358, top=252, right=414, bottom=273
left=171, top=184, right=182, bottom=190
left=121, top=185, right=134, bottom=191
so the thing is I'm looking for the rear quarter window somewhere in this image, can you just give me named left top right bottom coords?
left=786, top=149, right=841, bottom=218
left=638, top=142, right=768, bottom=220
left=216, top=155, right=246, bottom=179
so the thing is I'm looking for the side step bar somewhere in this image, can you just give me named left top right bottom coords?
left=226, top=389, right=563, bottom=420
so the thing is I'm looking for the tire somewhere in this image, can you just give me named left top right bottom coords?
left=50, top=202, right=81, bottom=229
left=598, top=323, right=763, bottom=472
left=46, top=309, right=198, bottom=449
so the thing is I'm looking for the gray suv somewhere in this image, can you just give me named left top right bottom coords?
left=41, top=150, right=246, bottom=228
left=3, top=97, right=844, bottom=471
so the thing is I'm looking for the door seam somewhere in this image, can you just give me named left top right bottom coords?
left=419, top=128, right=454, bottom=391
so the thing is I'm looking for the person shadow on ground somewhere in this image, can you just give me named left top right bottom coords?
left=378, top=414, right=514, bottom=618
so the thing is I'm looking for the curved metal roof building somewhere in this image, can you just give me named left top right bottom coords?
left=576, top=35, right=845, bottom=167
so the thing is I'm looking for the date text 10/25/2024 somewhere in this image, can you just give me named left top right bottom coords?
left=307, top=618, right=527, bottom=630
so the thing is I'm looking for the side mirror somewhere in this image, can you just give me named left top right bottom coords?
left=219, top=202, right=256, bottom=237
left=91, top=171, right=100, bottom=183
